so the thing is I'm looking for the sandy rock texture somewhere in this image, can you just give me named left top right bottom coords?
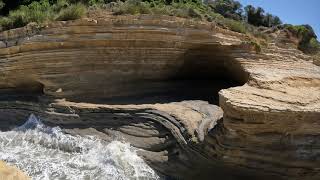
left=0, top=15, right=319, bottom=179
left=0, top=161, right=30, bottom=180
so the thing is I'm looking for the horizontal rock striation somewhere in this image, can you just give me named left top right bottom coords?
left=0, top=16, right=248, bottom=103
left=0, top=15, right=319, bottom=179
left=0, top=100, right=225, bottom=179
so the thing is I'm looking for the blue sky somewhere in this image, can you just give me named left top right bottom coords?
left=237, top=0, right=320, bottom=39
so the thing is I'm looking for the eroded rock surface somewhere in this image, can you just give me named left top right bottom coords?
left=0, top=15, right=319, bottom=179
left=0, top=161, right=30, bottom=180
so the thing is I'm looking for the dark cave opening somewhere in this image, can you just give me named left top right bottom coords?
left=0, top=81, right=44, bottom=101
left=99, top=78, right=240, bottom=105
left=0, top=45, right=248, bottom=106
left=97, top=45, right=248, bottom=105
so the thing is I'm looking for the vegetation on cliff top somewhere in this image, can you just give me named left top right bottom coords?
left=0, top=0, right=87, bottom=29
left=0, top=0, right=318, bottom=54
left=284, top=24, right=319, bottom=53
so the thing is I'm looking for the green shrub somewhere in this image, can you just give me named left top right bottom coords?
left=301, top=37, right=320, bottom=54
left=0, top=17, right=14, bottom=30
left=170, top=1, right=204, bottom=19
left=309, top=38, right=320, bottom=49
left=285, top=24, right=319, bottom=53
left=67, top=0, right=107, bottom=6
left=112, top=0, right=151, bottom=15
left=222, top=19, right=246, bottom=33
left=111, top=0, right=225, bottom=22
left=0, top=0, right=87, bottom=30
left=243, top=39, right=261, bottom=53
left=5, top=10, right=28, bottom=29
left=51, top=0, right=70, bottom=12
left=56, top=3, right=87, bottom=21
left=285, top=24, right=316, bottom=42
left=148, top=5, right=172, bottom=15
left=251, top=40, right=261, bottom=52
left=0, top=0, right=53, bottom=30
left=109, top=0, right=251, bottom=35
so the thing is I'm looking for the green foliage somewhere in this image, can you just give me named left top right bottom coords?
left=299, top=37, right=320, bottom=54
left=112, top=0, right=151, bottom=15
left=56, top=3, right=86, bottom=20
left=116, top=0, right=248, bottom=34
left=222, top=18, right=246, bottom=33
left=210, top=0, right=243, bottom=20
left=0, top=0, right=87, bottom=30
left=285, top=24, right=319, bottom=53
left=244, top=5, right=262, bottom=26
left=250, top=40, right=261, bottom=52
left=309, top=38, right=320, bottom=49
left=285, top=24, right=317, bottom=40
left=0, top=0, right=53, bottom=30
left=0, top=0, right=316, bottom=55
left=263, top=13, right=281, bottom=27
left=0, top=0, right=250, bottom=35
left=112, top=0, right=218, bottom=20
left=66, top=0, right=109, bottom=6
left=0, top=17, right=12, bottom=29
left=244, top=5, right=281, bottom=27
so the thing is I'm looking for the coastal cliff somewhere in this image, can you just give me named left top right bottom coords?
left=0, top=15, right=319, bottom=179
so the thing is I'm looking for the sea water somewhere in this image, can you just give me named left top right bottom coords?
left=0, top=114, right=161, bottom=180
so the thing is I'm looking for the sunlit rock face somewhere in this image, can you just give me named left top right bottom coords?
left=0, top=15, right=319, bottom=180
left=0, top=161, right=30, bottom=180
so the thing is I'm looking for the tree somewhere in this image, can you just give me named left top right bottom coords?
left=263, top=13, right=281, bottom=27
left=0, top=0, right=42, bottom=15
left=270, top=16, right=282, bottom=26
left=251, top=6, right=264, bottom=26
left=244, top=5, right=281, bottom=27
left=263, top=13, right=273, bottom=27
left=210, top=0, right=243, bottom=20
left=244, top=5, right=254, bottom=23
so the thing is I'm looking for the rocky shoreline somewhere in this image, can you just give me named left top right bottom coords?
left=0, top=15, right=319, bottom=179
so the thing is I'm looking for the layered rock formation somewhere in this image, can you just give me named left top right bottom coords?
left=0, top=15, right=319, bottom=179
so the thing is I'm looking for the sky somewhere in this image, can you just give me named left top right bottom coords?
left=237, top=0, right=320, bottom=39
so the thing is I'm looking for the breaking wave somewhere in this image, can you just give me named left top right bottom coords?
left=0, top=114, right=161, bottom=180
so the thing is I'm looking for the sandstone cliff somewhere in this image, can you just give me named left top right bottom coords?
left=0, top=15, right=319, bottom=180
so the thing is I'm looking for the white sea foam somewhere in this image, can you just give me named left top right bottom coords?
left=0, top=114, right=161, bottom=180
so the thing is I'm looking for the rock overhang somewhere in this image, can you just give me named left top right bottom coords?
left=0, top=15, right=319, bottom=180
left=0, top=16, right=249, bottom=104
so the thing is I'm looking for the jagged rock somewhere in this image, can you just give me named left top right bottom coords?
left=0, top=15, right=319, bottom=180
left=0, top=161, right=30, bottom=180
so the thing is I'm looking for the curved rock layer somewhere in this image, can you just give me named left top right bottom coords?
left=0, top=16, right=248, bottom=103
left=0, top=15, right=319, bottom=180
